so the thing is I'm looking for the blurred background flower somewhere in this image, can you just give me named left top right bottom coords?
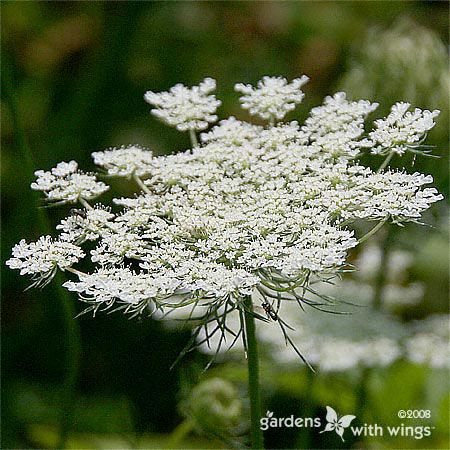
left=2, top=2, right=448, bottom=449
left=339, top=17, right=449, bottom=144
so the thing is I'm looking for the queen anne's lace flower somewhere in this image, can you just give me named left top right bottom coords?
left=301, top=92, right=378, bottom=160
left=303, top=92, right=378, bottom=137
left=8, top=75, right=444, bottom=367
left=200, top=117, right=263, bottom=145
left=144, top=78, right=221, bottom=132
left=92, top=145, right=153, bottom=178
left=31, top=161, right=109, bottom=204
left=270, top=226, right=357, bottom=275
left=57, top=206, right=114, bottom=243
left=235, top=76, right=309, bottom=121
left=63, top=267, right=182, bottom=308
left=6, top=236, right=84, bottom=287
left=90, top=228, right=150, bottom=266
left=369, top=102, right=439, bottom=155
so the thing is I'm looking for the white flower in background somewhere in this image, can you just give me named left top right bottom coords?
left=31, top=160, right=109, bottom=204
left=314, top=278, right=424, bottom=310
left=193, top=296, right=406, bottom=372
left=406, top=315, right=450, bottom=369
left=382, top=283, right=424, bottom=308
left=258, top=297, right=406, bottom=372
left=191, top=268, right=442, bottom=372
left=406, top=333, right=449, bottom=369
left=358, top=338, right=402, bottom=368
left=356, top=242, right=414, bottom=283
left=339, top=17, right=449, bottom=142
left=235, top=75, right=309, bottom=121
left=369, top=103, right=439, bottom=155
left=6, top=236, right=84, bottom=287
left=144, top=77, right=221, bottom=132
left=350, top=243, right=424, bottom=308
left=92, top=145, right=153, bottom=178
left=7, top=76, right=443, bottom=364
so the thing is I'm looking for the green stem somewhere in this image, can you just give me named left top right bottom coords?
left=294, top=369, right=315, bottom=448
left=358, top=217, right=389, bottom=245
left=4, top=55, right=81, bottom=450
left=355, top=367, right=370, bottom=424
left=79, top=197, right=93, bottom=210
left=55, top=276, right=81, bottom=450
left=243, top=297, right=264, bottom=449
left=189, top=129, right=198, bottom=148
left=377, top=151, right=394, bottom=173
left=165, top=419, right=194, bottom=449
left=66, top=267, right=87, bottom=277
left=133, top=174, right=151, bottom=194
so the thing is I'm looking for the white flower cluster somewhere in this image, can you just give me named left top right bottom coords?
left=200, top=116, right=262, bottom=145
left=92, top=145, right=153, bottom=178
left=63, top=267, right=175, bottom=311
left=31, top=160, right=109, bottom=204
left=57, top=206, right=114, bottom=244
left=369, top=102, right=439, bottom=155
left=235, top=75, right=309, bottom=121
left=7, top=76, right=443, bottom=362
left=301, top=92, right=378, bottom=159
left=6, top=236, right=84, bottom=287
left=306, top=167, right=442, bottom=222
left=406, top=315, right=450, bottom=369
left=144, top=78, right=221, bottom=132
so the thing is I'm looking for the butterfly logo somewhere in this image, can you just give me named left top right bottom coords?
left=320, top=406, right=356, bottom=442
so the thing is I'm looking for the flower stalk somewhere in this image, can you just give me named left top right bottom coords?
left=189, top=129, right=198, bottom=148
left=56, top=283, right=81, bottom=450
left=133, top=173, right=151, bottom=194
left=358, top=216, right=389, bottom=245
left=243, top=296, right=264, bottom=449
left=377, top=150, right=395, bottom=173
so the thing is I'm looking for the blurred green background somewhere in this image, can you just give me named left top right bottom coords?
left=2, top=2, right=449, bottom=449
